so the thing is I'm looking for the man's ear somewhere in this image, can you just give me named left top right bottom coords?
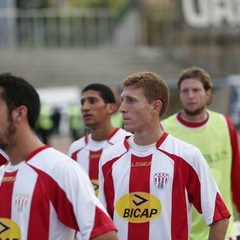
left=13, top=105, right=28, bottom=122
left=107, top=103, right=118, bottom=114
left=206, top=89, right=212, bottom=105
left=152, top=100, right=162, bottom=115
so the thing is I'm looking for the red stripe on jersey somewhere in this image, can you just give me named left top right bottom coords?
left=0, top=171, right=17, bottom=217
left=71, top=136, right=88, bottom=161
left=224, top=115, right=240, bottom=211
left=176, top=112, right=209, bottom=128
left=30, top=166, right=79, bottom=231
left=213, top=192, right=231, bottom=222
left=90, top=206, right=117, bottom=238
left=163, top=148, right=230, bottom=239
left=102, top=159, right=118, bottom=219
left=156, top=132, right=168, bottom=148
left=160, top=149, right=200, bottom=240
left=71, top=149, right=81, bottom=161
left=128, top=154, right=152, bottom=240
left=102, top=146, right=128, bottom=218
left=107, top=128, right=119, bottom=143
left=28, top=178, right=50, bottom=239
left=170, top=158, right=191, bottom=240
left=71, top=151, right=77, bottom=161
left=25, top=145, right=50, bottom=161
left=89, top=149, right=103, bottom=180
left=108, top=128, right=119, bottom=139
left=0, top=154, right=7, bottom=166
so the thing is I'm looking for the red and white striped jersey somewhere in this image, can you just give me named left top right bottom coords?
left=68, top=128, right=131, bottom=195
left=0, top=145, right=116, bottom=240
left=0, top=149, right=8, bottom=166
left=98, top=133, right=230, bottom=240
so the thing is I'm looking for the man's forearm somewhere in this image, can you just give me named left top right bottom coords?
left=208, top=218, right=229, bottom=240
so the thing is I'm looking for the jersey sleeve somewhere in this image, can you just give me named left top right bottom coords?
left=67, top=138, right=85, bottom=161
left=67, top=141, right=78, bottom=158
left=52, top=158, right=117, bottom=239
left=188, top=148, right=231, bottom=225
left=224, top=115, right=240, bottom=211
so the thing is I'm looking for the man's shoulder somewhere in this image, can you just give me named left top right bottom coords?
left=116, top=128, right=132, bottom=136
left=29, top=147, right=82, bottom=176
left=101, top=140, right=127, bottom=161
left=67, top=136, right=87, bottom=155
left=208, top=110, right=232, bottom=125
left=105, top=140, right=126, bottom=152
left=161, top=113, right=178, bottom=130
left=162, top=133, right=201, bottom=157
left=208, top=109, right=223, bottom=117
left=115, top=128, right=132, bottom=137
left=109, top=128, right=132, bottom=144
left=164, top=133, right=193, bottom=147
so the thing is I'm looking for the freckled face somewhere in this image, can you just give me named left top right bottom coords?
left=119, top=86, right=154, bottom=133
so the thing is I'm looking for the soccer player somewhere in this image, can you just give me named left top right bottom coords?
left=68, top=83, right=131, bottom=196
left=0, top=149, right=8, bottom=166
left=0, top=73, right=118, bottom=240
left=161, top=66, right=240, bottom=240
left=98, top=71, right=230, bottom=240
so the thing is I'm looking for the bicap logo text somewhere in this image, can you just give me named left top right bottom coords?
left=116, top=192, right=161, bottom=223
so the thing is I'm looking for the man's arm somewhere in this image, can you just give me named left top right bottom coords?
left=91, top=231, right=118, bottom=240
left=208, top=218, right=229, bottom=240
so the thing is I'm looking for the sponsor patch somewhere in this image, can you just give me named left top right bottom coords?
left=116, top=192, right=161, bottom=223
left=0, top=218, right=21, bottom=239
left=91, top=179, right=99, bottom=196
left=2, top=177, right=15, bottom=183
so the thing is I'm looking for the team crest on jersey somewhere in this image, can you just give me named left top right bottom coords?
left=154, top=173, right=169, bottom=189
left=15, top=194, right=29, bottom=212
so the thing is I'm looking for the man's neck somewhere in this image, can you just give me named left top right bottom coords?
left=91, top=125, right=115, bottom=141
left=180, top=110, right=208, bottom=123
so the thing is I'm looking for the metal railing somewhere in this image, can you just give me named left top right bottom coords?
left=0, top=8, right=116, bottom=48
left=1, top=2, right=240, bottom=77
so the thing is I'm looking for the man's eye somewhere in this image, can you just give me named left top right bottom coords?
left=89, top=99, right=96, bottom=104
left=127, top=99, right=134, bottom=104
left=181, top=89, right=188, bottom=94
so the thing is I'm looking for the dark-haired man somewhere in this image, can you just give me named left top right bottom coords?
left=68, top=83, right=131, bottom=196
left=0, top=73, right=118, bottom=240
